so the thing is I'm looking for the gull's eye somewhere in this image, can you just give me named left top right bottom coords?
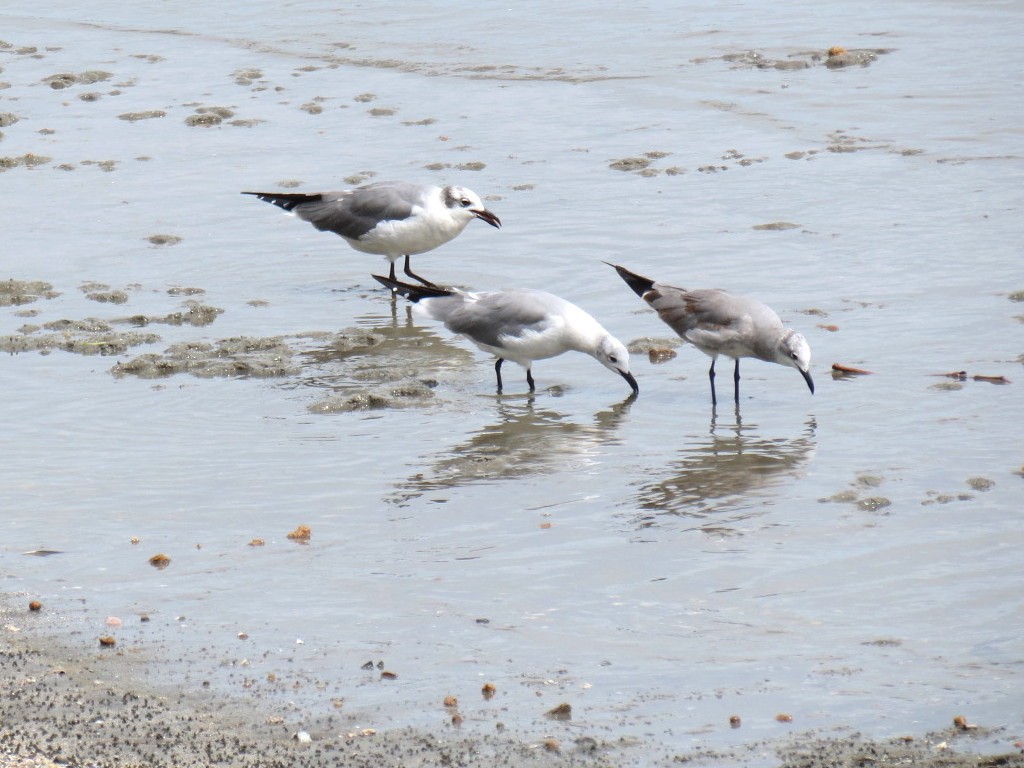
left=460, top=198, right=472, bottom=207
left=608, top=355, right=618, bottom=364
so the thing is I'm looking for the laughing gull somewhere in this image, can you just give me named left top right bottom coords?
left=242, top=181, right=501, bottom=286
left=608, top=263, right=813, bottom=405
left=373, top=275, right=639, bottom=396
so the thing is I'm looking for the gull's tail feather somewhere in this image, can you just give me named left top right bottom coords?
left=605, top=262, right=655, bottom=299
left=372, top=274, right=453, bottom=302
left=241, top=190, right=324, bottom=212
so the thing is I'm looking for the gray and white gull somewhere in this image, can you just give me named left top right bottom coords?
left=374, top=275, right=639, bottom=396
left=609, top=263, right=812, bottom=405
left=243, top=180, right=500, bottom=286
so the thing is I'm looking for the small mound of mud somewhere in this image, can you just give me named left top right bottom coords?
left=609, top=156, right=651, bottom=172
left=627, top=337, right=682, bottom=354
left=112, top=336, right=296, bottom=379
left=1, top=279, right=60, bottom=306
left=753, top=221, right=801, bottom=231
left=185, top=106, right=236, bottom=127
left=0, top=153, right=51, bottom=171
left=721, top=51, right=809, bottom=70
left=0, top=112, right=19, bottom=127
left=232, top=68, right=263, bottom=86
left=80, top=282, right=130, bottom=304
left=84, top=289, right=129, bottom=304
left=1, top=319, right=160, bottom=355
left=118, top=110, right=166, bottom=121
left=117, top=299, right=224, bottom=328
left=185, top=113, right=222, bottom=127
left=300, top=329, right=387, bottom=359
left=147, top=234, right=182, bottom=246
left=308, top=382, right=436, bottom=413
left=823, top=47, right=881, bottom=68
left=712, top=47, right=891, bottom=71
left=42, top=70, right=112, bottom=89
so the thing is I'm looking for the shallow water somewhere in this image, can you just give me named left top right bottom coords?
left=2, top=0, right=1022, bottom=758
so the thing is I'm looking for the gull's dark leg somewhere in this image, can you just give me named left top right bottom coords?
left=494, top=358, right=504, bottom=394
left=403, top=255, right=439, bottom=288
left=733, top=359, right=741, bottom=405
left=526, top=369, right=536, bottom=392
left=388, top=261, right=397, bottom=282
left=708, top=359, right=718, bottom=407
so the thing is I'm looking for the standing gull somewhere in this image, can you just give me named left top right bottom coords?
left=608, top=263, right=813, bottom=405
left=242, top=180, right=501, bottom=286
left=373, top=275, right=639, bottom=396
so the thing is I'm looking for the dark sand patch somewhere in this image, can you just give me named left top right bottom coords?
left=2, top=594, right=1019, bottom=768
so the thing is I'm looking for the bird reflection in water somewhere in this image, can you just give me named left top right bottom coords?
left=389, top=395, right=636, bottom=504
left=634, top=408, right=817, bottom=526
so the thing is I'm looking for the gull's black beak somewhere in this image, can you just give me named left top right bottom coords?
left=473, top=209, right=501, bottom=229
left=621, top=370, right=640, bottom=395
left=801, top=368, right=815, bottom=395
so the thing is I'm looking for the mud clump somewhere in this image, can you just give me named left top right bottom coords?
left=147, top=234, right=182, bottom=246
left=1, top=318, right=160, bottom=355
left=627, top=337, right=682, bottom=354
left=42, top=70, right=113, bottom=89
left=714, top=47, right=891, bottom=70
left=308, top=382, right=436, bottom=413
left=112, top=336, right=296, bottom=379
left=753, top=221, right=801, bottom=231
left=609, top=156, right=651, bottom=172
left=185, top=113, right=222, bottom=127
left=185, top=106, right=235, bottom=127
left=119, top=110, right=166, bottom=121
left=119, top=299, right=224, bottom=327
left=824, top=47, right=880, bottom=68
left=80, top=282, right=130, bottom=304
left=0, top=153, right=52, bottom=171
left=1, top=279, right=60, bottom=306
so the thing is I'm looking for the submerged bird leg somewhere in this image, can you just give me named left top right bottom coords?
left=403, top=255, right=439, bottom=288
left=708, top=359, right=718, bottom=407
left=494, top=358, right=504, bottom=394
left=526, top=369, right=536, bottom=392
left=733, top=359, right=741, bottom=405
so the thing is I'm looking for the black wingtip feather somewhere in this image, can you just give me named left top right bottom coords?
left=605, top=262, right=655, bottom=299
left=372, top=274, right=452, bottom=302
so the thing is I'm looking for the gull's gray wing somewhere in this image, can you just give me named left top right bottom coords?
left=243, top=181, right=424, bottom=240
left=648, top=286, right=782, bottom=352
left=644, top=287, right=738, bottom=334
left=440, top=290, right=556, bottom=349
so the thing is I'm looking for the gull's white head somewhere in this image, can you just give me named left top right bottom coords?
left=778, top=331, right=814, bottom=394
left=595, top=335, right=639, bottom=395
left=442, top=185, right=501, bottom=229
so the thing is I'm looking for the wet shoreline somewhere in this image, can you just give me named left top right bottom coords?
left=3, top=594, right=1021, bottom=768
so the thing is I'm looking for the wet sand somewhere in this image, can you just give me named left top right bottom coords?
left=3, top=595, right=1021, bottom=767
